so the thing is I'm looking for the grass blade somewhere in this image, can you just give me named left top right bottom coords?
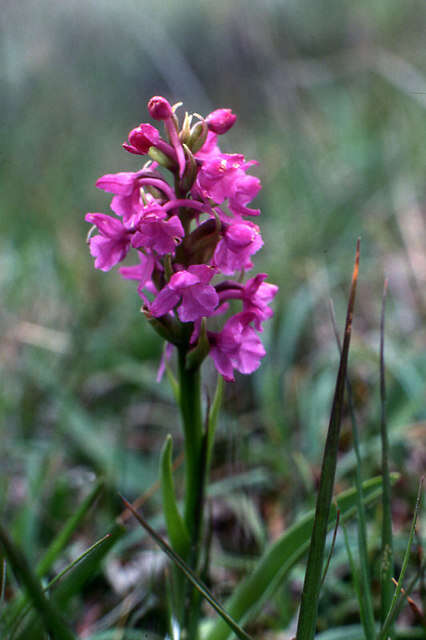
left=53, top=521, right=125, bottom=608
left=11, top=524, right=124, bottom=640
left=10, top=534, right=111, bottom=638
left=329, top=298, right=375, bottom=638
left=120, top=495, right=255, bottom=640
left=341, top=521, right=368, bottom=635
left=37, top=478, right=105, bottom=577
left=0, top=558, right=6, bottom=610
left=295, top=239, right=360, bottom=640
left=380, top=279, right=394, bottom=627
left=3, top=478, right=105, bottom=633
left=320, top=508, right=340, bottom=587
left=378, top=476, right=424, bottom=640
left=0, top=523, right=76, bottom=640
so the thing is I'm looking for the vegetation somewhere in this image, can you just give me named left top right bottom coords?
left=1, top=1, right=425, bottom=638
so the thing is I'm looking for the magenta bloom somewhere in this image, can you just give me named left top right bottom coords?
left=214, top=222, right=263, bottom=275
left=150, top=265, right=218, bottom=323
left=206, top=108, right=237, bottom=135
left=123, top=123, right=160, bottom=155
left=209, top=312, right=266, bottom=381
left=85, top=213, right=132, bottom=271
left=131, top=208, right=184, bottom=255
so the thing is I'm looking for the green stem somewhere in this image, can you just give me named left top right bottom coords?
left=178, top=347, right=205, bottom=639
left=178, top=349, right=203, bottom=536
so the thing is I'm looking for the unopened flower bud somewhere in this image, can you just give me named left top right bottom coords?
left=179, top=144, right=198, bottom=192
left=148, top=146, right=177, bottom=170
left=205, top=108, right=236, bottom=135
left=187, top=119, right=208, bottom=153
left=148, top=96, right=173, bottom=121
left=179, top=112, right=192, bottom=145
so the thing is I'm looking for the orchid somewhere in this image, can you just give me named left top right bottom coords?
left=85, top=96, right=278, bottom=639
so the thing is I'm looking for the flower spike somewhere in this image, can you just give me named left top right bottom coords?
left=85, top=96, right=277, bottom=379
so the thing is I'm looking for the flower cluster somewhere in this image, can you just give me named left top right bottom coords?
left=86, top=97, right=278, bottom=381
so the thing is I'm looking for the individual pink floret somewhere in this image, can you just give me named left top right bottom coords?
left=214, top=221, right=263, bottom=275
left=209, top=312, right=266, bottom=381
left=228, top=173, right=261, bottom=217
left=85, top=213, right=132, bottom=271
left=196, top=153, right=261, bottom=217
left=131, top=208, right=184, bottom=255
left=150, top=265, right=218, bottom=323
left=241, top=273, right=279, bottom=330
left=206, top=108, right=237, bottom=135
left=96, top=171, right=143, bottom=223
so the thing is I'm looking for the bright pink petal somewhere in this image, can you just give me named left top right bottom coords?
left=178, top=285, right=218, bottom=322
left=96, top=172, right=141, bottom=195
left=150, top=288, right=181, bottom=317
left=88, top=234, right=130, bottom=271
left=169, top=270, right=200, bottom=290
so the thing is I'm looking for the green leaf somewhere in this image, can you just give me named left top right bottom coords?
left=9, top=534, right=111, bottom=638
left=206, top=374, right=223, bottom=470
left=204, top=474, right=399, bottom=640
left=0, top=523, right=76, bottom=640
left=160, top=435, right=190, bottom=558
left=5, top=479, right=104, bottom=632
left=52, top=521, right=124, bottom=608
left=11, top=524, right=124, bottom=640
left=38, top=478, right=105, bottom=577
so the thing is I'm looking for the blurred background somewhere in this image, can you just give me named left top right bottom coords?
left=1, top=0, right=425, bottom=636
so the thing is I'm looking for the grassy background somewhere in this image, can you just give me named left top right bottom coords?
left=1, top=0, right=425, bottom=636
